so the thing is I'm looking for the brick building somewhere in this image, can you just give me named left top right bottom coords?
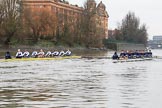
left=22, top=0, right=109, bottom=39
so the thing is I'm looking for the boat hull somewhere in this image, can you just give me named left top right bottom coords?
left=0, top=56, right=81, bottom=62
left=113, top=58, right=153, bottom=63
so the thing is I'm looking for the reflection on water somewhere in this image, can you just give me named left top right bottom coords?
left=0, top=50, right=162, bottom=108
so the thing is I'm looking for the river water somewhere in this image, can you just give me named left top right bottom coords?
left=0, top=49, right=162, bottom=108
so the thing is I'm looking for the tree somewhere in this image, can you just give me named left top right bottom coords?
left=0, top=0, right=20, bottom=46
left=0, top=4, right=5, bottom=39
left=81, top=0, right=103, bottom=48
left=121, top=12, right=139, bottom=42
left=137, top=24, right=148, bottom=44
left=112, top=12, right=148, bottom=45
left=23, top=8, right=57, bottom=42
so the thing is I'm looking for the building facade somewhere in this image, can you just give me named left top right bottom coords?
left=22, top=0, right=109, bottom=39
left=148, top=35, right=162, bottom=49
left=153, top=36, right=162, bottom=41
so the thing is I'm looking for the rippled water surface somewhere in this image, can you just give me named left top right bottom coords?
left=0, top=49, right=162, bottom=108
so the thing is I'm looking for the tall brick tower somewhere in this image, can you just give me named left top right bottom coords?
left=97, top=1, right=109, bottom=39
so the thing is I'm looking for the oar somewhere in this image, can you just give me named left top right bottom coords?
left=81, top=56, right=112, bottom=59
left=153, top=56, right=162, bottom=59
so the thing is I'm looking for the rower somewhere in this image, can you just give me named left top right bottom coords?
left=45, top=51, right=52, bottom=57
left=59, top=50, right=65, bottom=56
left=37, top=49, right=45, bottom=58
left=112, top=51, right=119, bottom=60
left=52, top=50, right=59, bottom=56
left=5, top=51, right=12, bottom=59
left=23, top=49, right=30, bottom=58
left=31, top=50, right=38, bottom=58
left=133, top=50, right=139, bottom=58
left=127, top=50, right=133, bottom=59
left=16, top=49, right=23, bottom=58
left=120, top=50, right=126, bottom=59
left=148, top=50, right=152, bottom=58
left=65, top=49, right=72, bottom=56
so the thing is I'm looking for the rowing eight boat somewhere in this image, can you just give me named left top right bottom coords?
left=0, top=56, right=81, bottom=62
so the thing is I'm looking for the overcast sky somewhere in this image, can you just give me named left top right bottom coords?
left=68, top=0, right=162, bottom=39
